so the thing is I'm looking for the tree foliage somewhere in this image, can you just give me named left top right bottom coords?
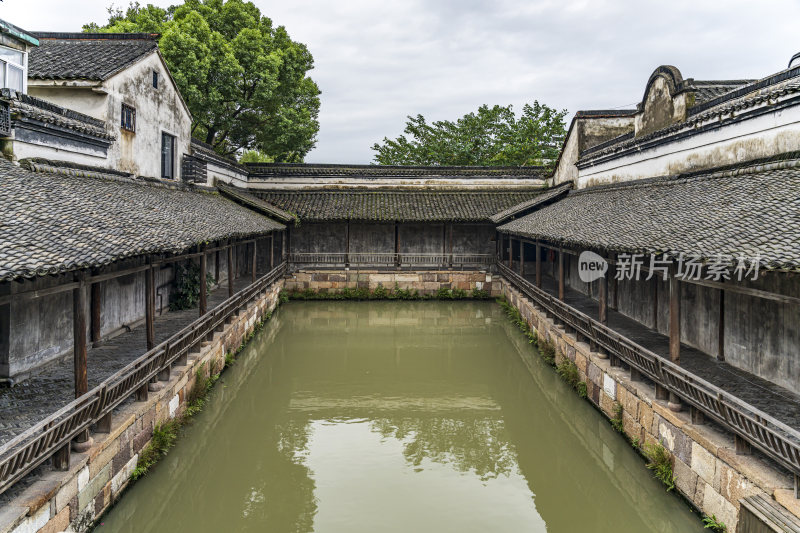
left=85, top=1, right=321, bottom=162
left=372, top=102, right=567, bottom=167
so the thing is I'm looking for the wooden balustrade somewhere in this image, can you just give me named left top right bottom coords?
left=288, top=252, right=494, bottom=267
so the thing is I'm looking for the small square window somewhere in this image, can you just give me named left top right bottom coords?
left=152, top=70, right=158, bottom=89
left=121, top=104, right=136, bottom=132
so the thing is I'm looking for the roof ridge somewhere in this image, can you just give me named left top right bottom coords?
left=34, top=32, right=160, bottom=41
left=573, top=152, right=800, bottom=196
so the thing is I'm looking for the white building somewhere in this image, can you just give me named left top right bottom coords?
left=25, top=32, right=192, bottom=179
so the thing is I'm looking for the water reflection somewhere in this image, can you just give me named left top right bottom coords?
left=99, top=301, right=702, bottom=533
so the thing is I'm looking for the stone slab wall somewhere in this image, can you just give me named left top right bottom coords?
left=0, top=279, right=284, bottom=533
left=284, top=269, right=502, bottom=296
left=500, top=279, right=799, bottom=533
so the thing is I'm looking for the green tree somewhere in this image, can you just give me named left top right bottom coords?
left=85, top=1, right=321, bottom=162
left=372, top=103, right=567, bottom=168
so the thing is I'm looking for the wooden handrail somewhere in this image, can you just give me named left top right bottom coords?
left=0, top=262, right=287, bottom=496
left=498, top=262, right=800, bottom=477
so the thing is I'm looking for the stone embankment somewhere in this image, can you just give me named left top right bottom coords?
left=0, top=280, right=283, bottom=533
left=284, top=269, right=502, bottom=296
left=501, top=280, right=800, bottom=533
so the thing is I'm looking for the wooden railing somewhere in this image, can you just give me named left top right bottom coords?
left=289, top=252, right=494, bottom=268
left=498, top=262, right=800, bottom=477
left=0, top=262, right=287, bottom=496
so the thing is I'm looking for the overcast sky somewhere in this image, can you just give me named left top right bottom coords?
left=4, top=0, right=800, bottom=163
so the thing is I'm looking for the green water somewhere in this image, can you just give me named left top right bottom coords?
left=99, top=301, right=703, bottom=532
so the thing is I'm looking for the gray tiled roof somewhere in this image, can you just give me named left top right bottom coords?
left=691, top=80, right=754, bottom=104
left=28, top=33, right=158, bottom=81
left=0, top=159, right=283, bottom=281
left=254, top=189, right=547, bottom=222
left=489, top=183, right=572, bottom=224
left=247, top=163, right=546, bottom=179
left=498, top=158, right=800, bottom=271
left=7, top=92, right=113, bottom=140
left=217, top=183, right=296, bottom=224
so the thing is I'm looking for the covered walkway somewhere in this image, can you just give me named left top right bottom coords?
left=526, top=272, right=800, bottom=431
left=0, top=278, right=253, bottom=446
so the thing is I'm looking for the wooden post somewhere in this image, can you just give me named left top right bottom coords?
left=269, top=234, right=274, bottom=270
left=599, top=264, right=608, bottom=324
left=251, top=241, right=257, bottom=282
left=668, top=264, right=682, bottom=412
left=53, top=443, right=70, bottom=470
left=90, top=279, right=101, bottom=347
left=535, top=240, right=542, bottom=288
left=394, top=223, right=400, bottom=267
left=145, top=266, right=155, bottom=350
left=558, top=248, right=565, bottom=300
left=346, top=222, right=351, bottom=267
left=448, top=223, right=453, bottom=267
left=227, top=245, right=234, bottom=297
left=73, top=275, right=87, bottom=399
left=441, top=223, right=446, bottom=268
left=610, top=253, right=618, bottom=310
left=281, top=230, right=286, bottom=262
left=508, top=238, right=513, bottom=269
left=73, top=273, right=92, bottom=449
left=519, top=241, right=525, bottom=275
left=200, top=253, right=208, bottom=316
left=735, top=434, right=752, bottom=455
left=652, top=277, right=659, bottom=330
left=214, top=250, right=220, bottom=284
left=718, top=288, right=725, bottom=361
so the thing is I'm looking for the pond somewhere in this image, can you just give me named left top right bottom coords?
left=98, top=301, right=703, bottom=532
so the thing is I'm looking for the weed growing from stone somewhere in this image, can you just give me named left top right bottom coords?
left=611, top=402, right=625, bottom=433
left=130, top=418, right=180, bottom=480
left=643, top=442, right=676, bottom=492
left=702, top=514, right=727, bottom=532
left=556, top=359, right=588, bottom=398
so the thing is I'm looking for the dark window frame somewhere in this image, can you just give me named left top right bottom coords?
left=121, top=103, right=136, bottom=132
left=161, top=131, right=176, bottom=179
left=152, top=70, right=158, bottom=89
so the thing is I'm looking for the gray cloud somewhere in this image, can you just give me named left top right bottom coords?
left=6, top=0, right=800, bottom=163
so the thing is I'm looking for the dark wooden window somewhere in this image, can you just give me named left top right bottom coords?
left=152, top=70, right=158, bottom=89
left=161, top=132, right=175, bottom=179
left=121, top=104, right=136, bottom=132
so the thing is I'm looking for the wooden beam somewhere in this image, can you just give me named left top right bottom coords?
left=145, top=267, right=155, bottom=350
left=200, top=252, right=208, bottom=316
left=227, top=245, right=234, bottom=298
left=90, top=279, right=101, bottom=346
left=558, top=248, right=565, bottom=300
left=73, top=275, right=87, bottom=399
left=718, top=288, right=725, bottom=361
left=535, top=240, right=542, bottom=288
left=214, top=250, right=220, bottom=284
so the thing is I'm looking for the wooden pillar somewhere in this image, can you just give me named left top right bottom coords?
left=535, top=240, right=542, bottom=288
left=269, top=234, right=274, bottom=270
left=558, top=248, right=565, bottom=300
left=651, top=277, right=659, bottom=330
left=346, top=222, right=351, bottom=266
left=599, top=264, right=608, bottom=324
left=200, top=252, right=208, bottom=316
left=227, top=245, right=234, bottom=297
left=508, top=238, right=513, bottom=269
left=214, top=250, right=220, bottom=284
left=145, top=266, right=155, bottom=350
left=251, top=241, right=257, bottom=282
left=519, top=241, right=525, bottom=275
left=448, top=223, right=453, bottom=267
left=286, top=227, right=292, bottom=263
left=394, top=223, right=400, bottom=266
left=90, top=277, right=101, bottom=347
left=668, top=264, right=682, bottom=411
left=718, top=288, right=725, bottom=361
left=610, top=253, right=618, bottom=310
left=281, top=230, right=286, bottom=261
left=73, top=275, right=88, bottom=399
